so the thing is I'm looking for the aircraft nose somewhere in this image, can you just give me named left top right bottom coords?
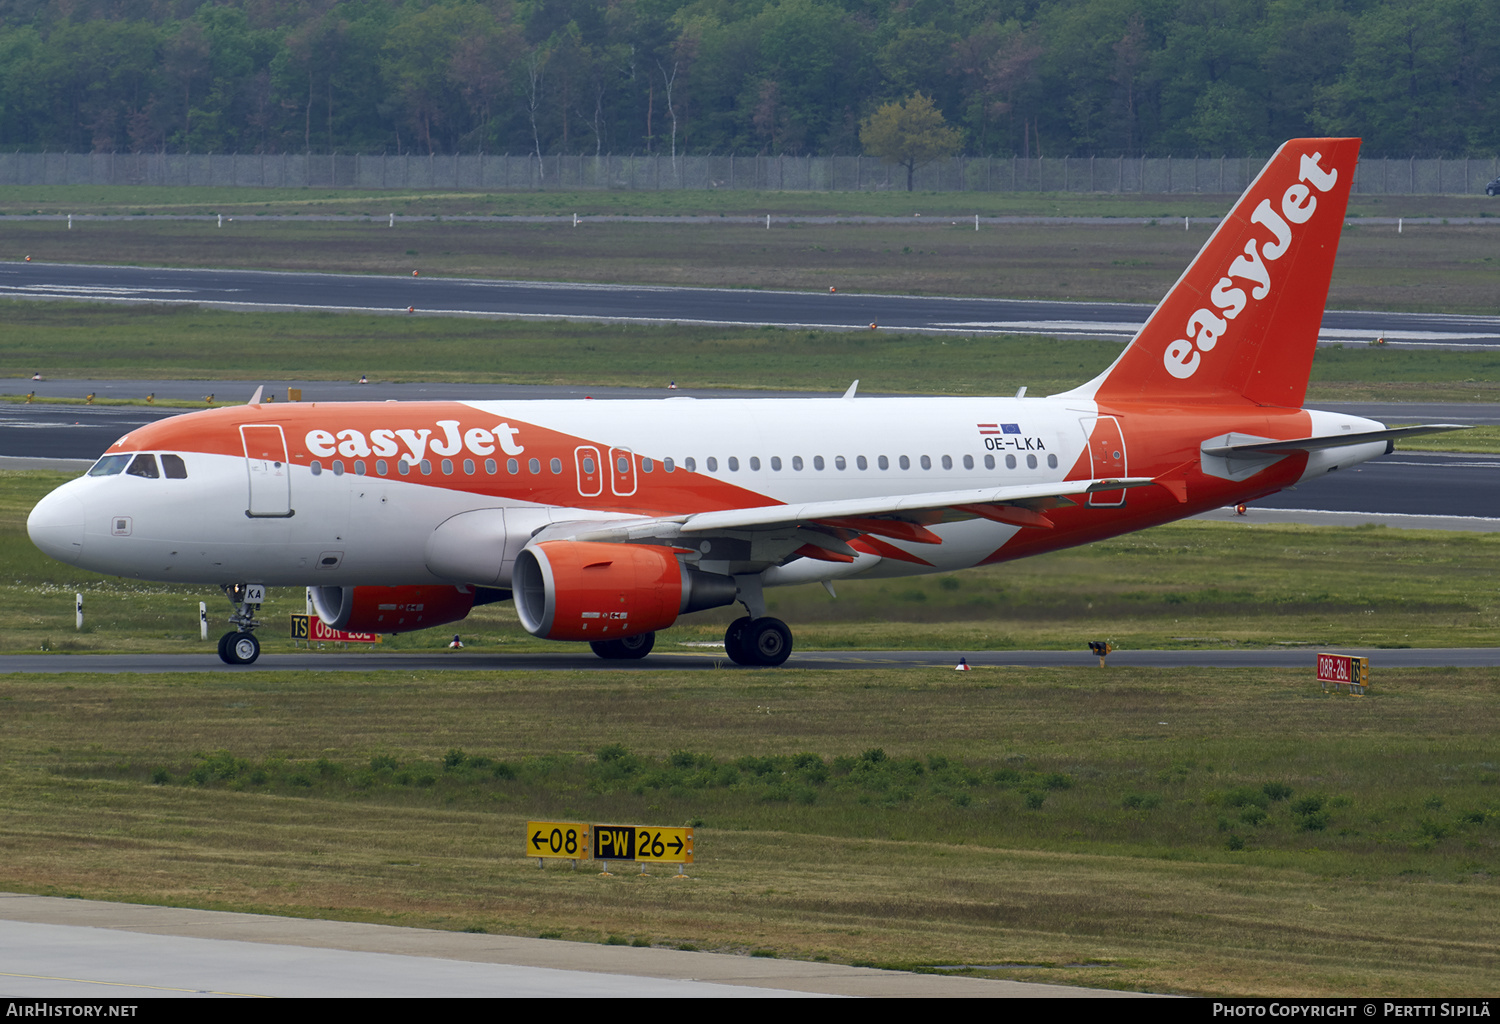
left=27, top=488, right=86, bottom=565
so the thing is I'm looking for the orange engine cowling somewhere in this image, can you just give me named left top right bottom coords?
left=309, top=584, right=478, bottom=634
left=513, top=541, right=737, bottom=642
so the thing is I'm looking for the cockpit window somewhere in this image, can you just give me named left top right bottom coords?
left=161, top=454, right=187, bottom=479
left=125, top=454, right=159, bottom=479
left=88, top=454, right=131, bottom=477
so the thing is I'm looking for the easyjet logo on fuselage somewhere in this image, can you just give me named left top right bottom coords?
left=305, top=419, right=525, bottom=462
left=1163, top=152, right=1340, bottom=380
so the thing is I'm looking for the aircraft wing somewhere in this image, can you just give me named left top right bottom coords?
left=540, top=476, right=1161, bottom=549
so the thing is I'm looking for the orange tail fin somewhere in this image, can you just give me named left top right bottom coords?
left=1065, top=138, right=1361, bottom=408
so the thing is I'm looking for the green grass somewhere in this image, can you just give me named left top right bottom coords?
left=2, top=183, right=1496, bottom=220
left=2, top=663, right=1497, bottom=995
left=5, top=301, right=1500, bottom=405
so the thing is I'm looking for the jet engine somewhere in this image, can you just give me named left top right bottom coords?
left=309, top=584, right=494, bottom=634
left=513, top=541, right=737, bottom=642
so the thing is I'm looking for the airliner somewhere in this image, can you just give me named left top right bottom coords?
left=27, top=138, right=1459, bottom=666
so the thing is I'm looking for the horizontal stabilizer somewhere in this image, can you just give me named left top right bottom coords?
left=1201, top=424, right=1468, bottom=458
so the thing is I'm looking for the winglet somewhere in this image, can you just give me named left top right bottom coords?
left=842, top=380, right=859, bottom=399
left=247, top=386, right=264, bottom=406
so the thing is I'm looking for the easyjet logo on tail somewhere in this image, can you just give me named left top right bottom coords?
left=1164, top=152, right=1340, bottom=380
left=305, top=419, right=525, bottom=462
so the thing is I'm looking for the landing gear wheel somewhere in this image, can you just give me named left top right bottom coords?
left=589, top=632, right=656, bottom=660
left=724, top=616, right=753, bottom=665
left=219, top=631, right=260, bottom=665
left=744, top=617, right=792, bottom=667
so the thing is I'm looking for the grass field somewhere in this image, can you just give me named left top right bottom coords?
left=2, top=663, right=1496, bottom=995
left=5, top=301, right=1500, bottom=407
left=2, top=183, right=1497, bottom=220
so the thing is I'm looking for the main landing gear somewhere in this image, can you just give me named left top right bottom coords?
left=217, top=582, right=265, bottom=665
left=724, top=615, right=793, bottom=667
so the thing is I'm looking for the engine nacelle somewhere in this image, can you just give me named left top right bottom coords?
left=309, top=584, right=478, bottom=634
left=513, top=541, right=737, bottom=642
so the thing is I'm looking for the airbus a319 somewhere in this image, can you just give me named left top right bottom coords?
left=27, top=138, right=1459, bottom=666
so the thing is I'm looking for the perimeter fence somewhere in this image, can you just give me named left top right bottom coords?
left=1, top=151, right=1496, bottom=195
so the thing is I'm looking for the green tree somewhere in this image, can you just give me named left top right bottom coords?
left=859, top=92, right=961, bottom=190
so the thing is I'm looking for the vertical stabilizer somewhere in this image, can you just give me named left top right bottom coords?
left=1061, top=138, right=1360, bottom=408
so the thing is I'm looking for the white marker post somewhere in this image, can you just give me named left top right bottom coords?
left=199, top=602, right=209, bottom=641
left=68, top=214, right=72, bottom=230
left=389, top=213, right=395, bottom=228
left=766, top=213, right=770, bottom=230
left=75, top=593, right=83, bottom=630
left=975, top=213, right=979, bottom=231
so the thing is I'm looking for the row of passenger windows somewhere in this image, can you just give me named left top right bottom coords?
left=307, top=451, right=1061, bottom=479
left=89, top=453, right=188, bottom=479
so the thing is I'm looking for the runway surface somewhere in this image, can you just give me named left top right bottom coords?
left=4, top=259, right=1499, bottom=347
left=1, top=893, right=1123, bottom=998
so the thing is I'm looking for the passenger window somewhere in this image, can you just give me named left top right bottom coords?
left=963, top=454, right=974, bottom=470
left=832, top=456, right=843, bottom=470
left=664, top=458, right=675, bottom=472
left=727, top=457, right=739, bottom=471
left=920, top=455, right=931, bottom=470
left=877, top=456, right=888, bottom=470
left=898, top=455, right=910, bottom=470
left=1027, top=454, right=1038, bottom=469
left=485, top=459, right=497, bottom=474
left=1005, top=454, right=1016, bottom=469
left=355, top=460, right=366, bottom=475
left=377, top=460, right=388, bottom=476
left=126, top=454, right=159, bottom=479
left=419, top=459, right=431, bottom=475
left=332, top=460, right=345, bottom=476
left=1047, top=454, right=1058, bottom=469
left=856, top=456, right=867, bottom=470
left=508, top=458, right=519, bottom=474
left=642, top=458, right=653, bottom=473
left=88, top=454, right=131, bottom=476
left=771, top=456, right=782, bottom=471
left=161, top=454, right=188, bottom=478
left=462, top=459, right=474, bottom=475
left=685, top=457, right=696, bottom=472
left=941, top=455, right=952, bottom=470
left=528, top=458, right=540, bottom=474
left=398, top=460, right=410, bottom=475
left=707, top=457, right=718, bottom=472
left=791, top=456, right=802, bottom=471
left=986, top=455, right=997, bottom=470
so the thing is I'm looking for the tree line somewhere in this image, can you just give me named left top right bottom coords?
left=0, top=0, right=1493, bottom=160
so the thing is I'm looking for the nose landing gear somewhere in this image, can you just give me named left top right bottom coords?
left=217, top=582, right=265, bottom=665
